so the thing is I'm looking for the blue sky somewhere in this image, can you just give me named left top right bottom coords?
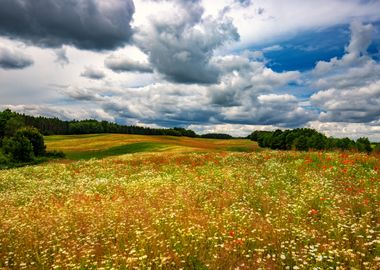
left=1, top=0, right=380, bottom=140
left=262, top=21, right=380, bottom=72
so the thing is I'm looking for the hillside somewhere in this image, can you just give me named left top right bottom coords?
left=0, top=135, right=379, bottom=269
left=44, top=134, right=258, bottom=160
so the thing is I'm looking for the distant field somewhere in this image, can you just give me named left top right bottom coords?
left=0, top=135, right=379, bottom=269
left=44, top=134, right=258, bottom=159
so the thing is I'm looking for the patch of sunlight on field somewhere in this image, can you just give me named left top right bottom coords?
left=0, top=150, right=379, bottom=269
left=45, top=134, right=258, bottom=160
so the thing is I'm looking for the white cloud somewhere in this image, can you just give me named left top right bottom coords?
left=262, top=45, right=283, bottom=52
left=258, top=94, right=297, bottom=104
left=0, top=104, right=115, bottom=123
left=188, top=123, right=277, bottom=137
left=311, top=80, right=380, bottom=123
left=202, top=0, right=380, bottom=49
left=310, top=21, right=380, bottom=126
left=308, top=121, right=380, bottom=141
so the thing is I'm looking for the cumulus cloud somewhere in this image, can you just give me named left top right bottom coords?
left=258, top=94, right=297, bottom=104
left=0, top=46, right=33, bottom=69
left=209, top=54, right=300, bottom=108
left=310, top=80, right=380, bottom=123
left=310, top=21, right=380, bottom=125
left=81, top=66, right=106, bottom=80
left=105, top=55, right=153, bottom=73
left=0, top=0, right=135, bottom=50
left=308, top=121, right=380, bottom=141
left=314, top=21, right=374, bottom=76
left=134, top=0, right=239, bottom=84
left=65, top=51, right=312, bottom=128
left=64, top=82, right=214, bottom=126
left=346, top=20, right=374, bottom=56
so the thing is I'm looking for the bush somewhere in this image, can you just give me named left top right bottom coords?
left=374, top=144, right=380, bottom=154
left=3, top=134, right=34, bottom=162
left=15, top=127, right=46, bottom=156
left=356, top=137, right=372, bottom=153
left=0, top=150, right=9, bottom=166
left=45, top=150, right=66, bottom=159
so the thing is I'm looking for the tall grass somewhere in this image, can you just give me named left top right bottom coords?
left=0, top=150, right=379, bottom=269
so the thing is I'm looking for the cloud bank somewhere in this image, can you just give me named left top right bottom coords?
left=134, top=0, right=239, bottom=83
left=0, top=0, right=135, bottom=50
left=0, top=46, right=33, bottom=69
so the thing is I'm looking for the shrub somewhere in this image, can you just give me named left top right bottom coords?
left=45, top=150, right=66, bottom=159
left=3, top=134, right=34, bottom=162
left=15, top=127, right=46, bottom=156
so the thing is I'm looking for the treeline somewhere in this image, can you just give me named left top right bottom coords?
left=0, top=109, right=235, bottom=139
left=0, top=109, right=199, bottom=137
left=249, top=128, right=373, bottom=153
left=200, top=133, right=233, bottom=139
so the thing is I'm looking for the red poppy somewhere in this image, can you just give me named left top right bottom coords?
left=309, top=209, right=319, bottom=215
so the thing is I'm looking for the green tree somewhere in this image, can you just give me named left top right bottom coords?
left=3, top=134, right=34, bottom=162
left=336, top=137, right=355, bottom=151
left=16, top=127, right=46, bottom=156
left=295, top=135, right=309, bottom=151
left=308, top=134, right=327, bottom=150
left=4, top=116, right=25, bottom=136
left=356, top=137, right=372, bottom=153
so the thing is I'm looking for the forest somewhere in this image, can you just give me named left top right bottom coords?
left=249, top=128, right=374, bottom=153
left=0, top=109, right=197, bottom=137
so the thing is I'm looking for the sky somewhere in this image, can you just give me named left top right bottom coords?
left=1, top=0, right=380, bottom=140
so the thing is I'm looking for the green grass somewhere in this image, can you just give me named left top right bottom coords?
left=227, top=146, right=258, bottom=152
left=44, top=134, right=104, bottom=142
left=65, top=142, right=168, bottom=160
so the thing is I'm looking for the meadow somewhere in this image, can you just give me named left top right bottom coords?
left=0, top=134, right=379, bottom=269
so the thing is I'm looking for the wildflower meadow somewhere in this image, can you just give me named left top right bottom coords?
left=0, top=135, right=379, bottom=269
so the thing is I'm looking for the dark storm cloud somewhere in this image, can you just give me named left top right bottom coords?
left=0, top=0, right=135, bottom=50
left=105, top=55, right=153, bottom=73
left=0, top=47, right=33, bottom=69
left=134, top=0, right=239, bottom=84
left=81, top=66, right=106, bottom=80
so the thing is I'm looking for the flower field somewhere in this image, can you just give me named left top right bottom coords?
left=0, top=136, right=379, bottom=269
